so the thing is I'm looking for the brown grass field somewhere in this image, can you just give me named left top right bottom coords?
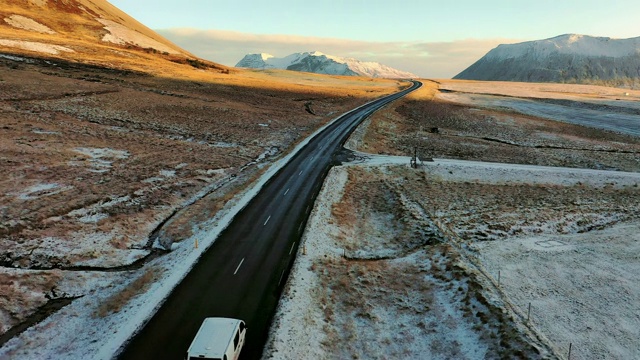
left=0, top=0, right=405, bottom=340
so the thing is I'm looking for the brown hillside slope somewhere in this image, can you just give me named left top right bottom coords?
left=0, top=0, right=405, bottom=354
left=0, top=0, right=213, bottom=72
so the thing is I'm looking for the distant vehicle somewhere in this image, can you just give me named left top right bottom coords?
left=185, top=317, right=247, bottom=360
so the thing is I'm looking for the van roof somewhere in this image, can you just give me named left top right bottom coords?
left=187, top=317, right=242, bottom=359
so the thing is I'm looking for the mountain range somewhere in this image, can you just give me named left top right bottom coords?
left=455, top=34, right=640, bottom=86
left=236, top=51, right=417, bottom=78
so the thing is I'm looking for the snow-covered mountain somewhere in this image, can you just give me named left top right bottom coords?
left=236, top=51, right=417, bottom=78
left=455, top=34, right=640, bottom=85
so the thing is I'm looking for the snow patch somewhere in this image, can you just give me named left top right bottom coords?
left=0, top=39, right=73, bottom=55
left=16, top=183, right=73, bottom=200
left=159, top=169, right=175, bottom=178
left=72, top=147, right=129, bottom=173
left=66, top=196, right=131, bottom=224
left=96, top=18, right=179, bottom=55
left=18, top=183, right=60, bottom=200
left=0, top=54, right=29, bottom=62
left=32, top=128, right=60, bottom=135
left=4, top=15, right=55, bottom=34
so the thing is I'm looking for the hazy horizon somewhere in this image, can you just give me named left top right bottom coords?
left=110, top=0, right=640, bottom=77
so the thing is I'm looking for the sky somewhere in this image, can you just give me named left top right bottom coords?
left=109, top=0, right=640, bottom=78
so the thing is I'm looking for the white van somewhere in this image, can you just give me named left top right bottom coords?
left=185, top=317, right=247, bottom=360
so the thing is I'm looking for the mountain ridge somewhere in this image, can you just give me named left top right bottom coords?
left=455, top=34, right=640, bottom=87
left=236, top=51, right=416, bottom=78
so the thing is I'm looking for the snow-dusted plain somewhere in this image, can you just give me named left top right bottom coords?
left=263, top=81, right=640, bottom=359
left=263, top=154, right=640, bottom=359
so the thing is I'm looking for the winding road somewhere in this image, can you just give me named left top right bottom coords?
left=118, top=80, right=421, bottom=360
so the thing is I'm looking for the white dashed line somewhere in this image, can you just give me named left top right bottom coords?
left=289, top=242, right=296, bottom=255
left=234, top=258, right=245, bottom=275
left=264, top=215, right=271, bottom=226
left=284, top=188, right=290, bottom=196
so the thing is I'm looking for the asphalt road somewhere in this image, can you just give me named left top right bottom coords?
left=118, top=80, right=421, bottom=360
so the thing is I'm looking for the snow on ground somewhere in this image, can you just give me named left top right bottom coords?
left=70, top=147, right=130, bottom=173
left=0, top=100, right=373, bottom=360
left=15, top=182, right=73, bottom=200
left=474, top=223, right=640, bottom=359
left=3, top=15, right=55, bottom=34
left=438, top=91, right=640, bottom=137
left=263, top=167, right=497, bottom=359
left=2, top=81, right=637, bottom=358
left=437, top=81, right=640, bottom=137
left=96, top=18, right=179, bottom=54
left=263, top=166, right=347, bottom=360
left=264, top=151, right=640, bottom=359
left=0, top=39, right=73, bottom=55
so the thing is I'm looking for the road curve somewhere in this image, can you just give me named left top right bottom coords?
left=118, top=81, right=422, bottom=360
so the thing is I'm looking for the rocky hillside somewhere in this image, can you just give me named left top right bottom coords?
left=454, top=34, right=640, bottom=87
left=0, top=0, right=230, bottom=73
left=236, top=51, right=417, bottom=78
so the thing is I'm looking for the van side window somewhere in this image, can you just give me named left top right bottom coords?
left=234, top=330, right=240, bottom=349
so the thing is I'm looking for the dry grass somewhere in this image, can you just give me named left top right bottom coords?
left=330, top=167, right=439, bottom=259
left=311, top=165, right=551, bottom=358
left=0, top=51, right=401, bottom=269
left=313, top=243, right=546, bottom=358
left=397, top=169, right=640, bottom=242
left=93, top=268, right=157, bottom=318
left=358, top=81, right=640, bottom=171
left=0, top=1, right=407, bottom=337
left=0, top=270, right=62, bottom=333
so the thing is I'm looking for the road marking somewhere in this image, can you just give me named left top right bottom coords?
left=289, top=242, right=296, bottom=255
left=278, top=269, right=286, bottom=286
left=299, top=170, right=303, bottom=176
left=234, top=258, right=245, bottom=275
left=284, top=188, right=290, bottom=196
left=298, top=222, right=304, bottom=233
left=264, top=215, right=271, bottom=226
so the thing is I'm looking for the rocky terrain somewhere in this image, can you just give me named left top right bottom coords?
left=455, top=34, right=640, bottom=88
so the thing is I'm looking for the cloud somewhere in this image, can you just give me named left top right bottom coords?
left=157, top=28, right=521, bottom=78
